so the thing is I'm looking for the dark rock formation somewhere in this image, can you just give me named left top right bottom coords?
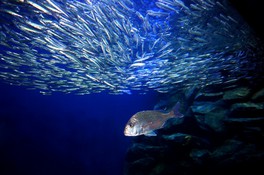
left=124, top=80, right=264, bottom=175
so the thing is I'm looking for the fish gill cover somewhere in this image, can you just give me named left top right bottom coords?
left=0, top=0, right=263, bottom=95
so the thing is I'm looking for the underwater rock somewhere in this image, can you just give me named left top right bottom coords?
left=223, top=87, right=250, bottom=101
left=210, top=141, right=263, bottom=173
left=184, top=86, right=199, bottom=102
left=224, top=117, right=264, bottom=126
left=125, top=83, right=264, bottom=175
left=125, top=157, right=156, bottom=174
left=161, top=117, right=185, bottom=130
left=252, top=88, right=264, bottom=102
left=194, top=107, right=228, bottom=133
left=162, top=133, right=192, bottom=143
left=194, top=92, right=223, bottom=102
left=162, top=133, right=210, bottom=148
left=231, top=102, right=264, bottom=111
left=191, top=102, right=218, bottom=114
left=210, top=139, right=244, bottom=161
left=148, top=163, right=167, bottom=175
left=189, top=149, right=210, bottom=164
left=230, top=102, right=264, bottom=118
left=190, top=100, right=228, bottom=133
left=126, top=143, right=167, bottom=162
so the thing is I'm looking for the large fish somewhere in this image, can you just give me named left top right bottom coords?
left=124, top=102, right=184, bottom=136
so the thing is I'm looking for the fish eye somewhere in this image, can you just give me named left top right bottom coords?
left=129, top=122, right=134, bottom=127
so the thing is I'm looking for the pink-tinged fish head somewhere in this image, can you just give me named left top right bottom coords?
left=124, top=102, right=184, bottom=137
left=124, top=116, right=143, bottom=136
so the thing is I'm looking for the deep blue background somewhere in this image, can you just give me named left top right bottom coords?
left=1, top=0, right=262, bottom=175
left=0, top=82, right=159, bottom=175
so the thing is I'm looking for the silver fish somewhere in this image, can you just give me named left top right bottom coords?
left=124, top=102, right=183, bottom=136
left=0, top=0, right=260, bottom=95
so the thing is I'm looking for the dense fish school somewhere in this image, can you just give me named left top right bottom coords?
left=0, top=0, right=262, bottom=95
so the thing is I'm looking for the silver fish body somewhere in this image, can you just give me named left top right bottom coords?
left=124, top=102, right=183, bottom=136
left=0, top=0, right=261, bottom=95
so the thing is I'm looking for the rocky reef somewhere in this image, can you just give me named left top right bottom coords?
left=124, top=79, right=264, bottom=175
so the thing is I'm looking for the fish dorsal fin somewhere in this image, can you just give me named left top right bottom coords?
left=169, top=102, right=184, bottom=118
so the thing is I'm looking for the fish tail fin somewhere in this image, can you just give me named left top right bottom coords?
left=169, top=102, right=184, bottom=118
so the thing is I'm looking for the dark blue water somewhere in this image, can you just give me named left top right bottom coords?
left=0, top=83, right=159, bottom=175
left=1, top=1, right=263, bottom=175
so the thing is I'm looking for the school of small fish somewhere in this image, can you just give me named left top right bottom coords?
left=0, top=0, right=262, bottom=95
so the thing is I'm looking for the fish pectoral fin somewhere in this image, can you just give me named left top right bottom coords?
left=144, top=131, right=157, bottom=136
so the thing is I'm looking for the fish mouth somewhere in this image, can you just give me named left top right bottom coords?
left=124, top=132, right=131, bottom=136
left=124, top=129, right=131, bottom=136
left=124, top=127, right=134, bottom=136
